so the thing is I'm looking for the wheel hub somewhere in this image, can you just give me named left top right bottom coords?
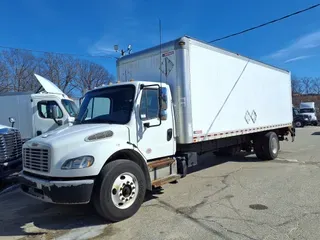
left=111, top=172, right=139, bottom=209
left=271, top=137, right=278, bottom=154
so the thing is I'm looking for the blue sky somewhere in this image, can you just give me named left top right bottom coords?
left=1, top=0, right=320, bottom=78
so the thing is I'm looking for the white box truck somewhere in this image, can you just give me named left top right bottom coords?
left=0, top=74, right=79, bottom=142
left=20, top=36, right=294, bottom=222
left=299, top=102, right=318, bottom=126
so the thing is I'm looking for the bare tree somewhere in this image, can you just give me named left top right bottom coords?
left=291, top=75, right=303, bottom=94
left=0, top=49, right=114, bottom=96
left=2, top=49, right=38, bottom=92
left=40, top=53, right=78, bottom=95
left=312, top=77, right=320, bottom=94
left=73, top=60, right=114, bottom=95
left=0, top=59, right=10, bottom=92
left=301, top=77, right=313, bottom=94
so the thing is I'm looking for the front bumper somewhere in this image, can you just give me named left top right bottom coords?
left=0, top=158, right=22, bottom=180
left=19, top=172, right=95, bottom=204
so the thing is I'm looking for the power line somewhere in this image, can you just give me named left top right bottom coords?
left=208, top=3, right=320, bottom=43
left=0, top=45, right=117, bottom=59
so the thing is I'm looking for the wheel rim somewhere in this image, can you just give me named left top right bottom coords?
left=111, top=172, right=139, bottom=210
left=296, top=121, right=301, bottom=127
left=271, top=137, right=278, bottom=155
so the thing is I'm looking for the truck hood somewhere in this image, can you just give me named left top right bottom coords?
left=26, top=123, right=130, bottom=147
left=0, top=124, right=9, bottom=130
left=34, top=73, right=65, bottom=95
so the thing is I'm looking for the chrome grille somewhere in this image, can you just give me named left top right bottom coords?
left=23, top=147, right=50, bottom=172
left=0, top=129, right=22, bottom=163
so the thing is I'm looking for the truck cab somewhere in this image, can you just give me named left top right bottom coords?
left=299, top=102, right=318, bottom=126
left=20, top=81, right=173, bottom=221
left=0, top=74, right=79, bottom=142
left=0, top=122, right=22, bottom=181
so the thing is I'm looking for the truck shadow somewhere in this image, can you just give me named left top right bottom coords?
left=0, top=152, right=261, bottom=238
left=0, top=190, right=109, bottom=238
left=311, top=132, right=320, bottom=135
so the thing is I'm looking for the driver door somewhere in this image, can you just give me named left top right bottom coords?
left=136, top=86, right=175, bottom=160
left=33, top=98, right=66, bottom=136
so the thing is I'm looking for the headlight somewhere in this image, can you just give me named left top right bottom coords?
left=61, top=156, right=94, bottom=170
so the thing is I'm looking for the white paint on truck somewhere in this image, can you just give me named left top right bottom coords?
left=20, top=36, right=294, bottom=223
left=299, top=102, right=318, bottom=126
left=117, top=37, right=292, bottom=143
left=0, top=74, right=79, bottom=141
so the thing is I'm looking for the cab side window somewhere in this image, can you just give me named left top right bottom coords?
left=37, top=101, right=63, bottom=119
left=140, top=89, right=159, bottom=120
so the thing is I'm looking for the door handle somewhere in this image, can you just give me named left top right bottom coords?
left=167, top=128, right=173, bottom=141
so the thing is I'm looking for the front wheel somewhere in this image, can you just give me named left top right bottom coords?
left=295, top=121, right=303, bottom=128
left=93, top=160, right=146, bottom=222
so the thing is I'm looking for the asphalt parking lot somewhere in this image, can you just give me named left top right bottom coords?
left=1, top=127, right=320, bottom=240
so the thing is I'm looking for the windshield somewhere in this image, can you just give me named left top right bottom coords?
left=62, top=99, right=79, bottom=117
left=300, top=108, right=315, bottom=113
left=293, top=108, right=299, bottom=116
left=75, top=85, right=135, bottom=125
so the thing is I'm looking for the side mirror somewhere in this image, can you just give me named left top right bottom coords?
left=160, top=110, right=167, bottom=120
left=8, top=117, right=15, bottom=127
left=52, top=105, right=58, bottom=120
left=52, top=105, right=62, bottom=126
left=160, top=87, right=168, bottom=111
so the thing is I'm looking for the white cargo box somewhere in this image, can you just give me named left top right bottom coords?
left=117, top=36, right=293, bottom=144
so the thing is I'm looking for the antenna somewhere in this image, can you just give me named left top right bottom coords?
left=159, top=18, right=162, bottom=88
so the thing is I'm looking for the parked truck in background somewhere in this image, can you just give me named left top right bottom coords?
left=0, top=74, right=79, bottom=142
left=0, top=120, right=22, bottom=183
left=299, top=102, right=318, bottom=126
left=293, top=107, right=307, bottom=128
left=20, top=36, right=294, bottom=222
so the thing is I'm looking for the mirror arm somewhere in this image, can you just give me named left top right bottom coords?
left=53, top=117, right=62, bottom=126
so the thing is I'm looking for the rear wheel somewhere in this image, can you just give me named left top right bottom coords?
left=93, top=159, right=146, bottom=222
left=253, top=131, right=279, bottom=160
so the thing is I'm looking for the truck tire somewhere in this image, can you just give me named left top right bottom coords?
left=295, top=121, right=303, bottom=128
left=253, top=131, right=279, bottom=160
left=92, top=159, right=146, bottom=222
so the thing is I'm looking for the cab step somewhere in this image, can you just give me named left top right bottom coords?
left=147, top=157, right=175, bottom=170
left=152, top=174, right=181, bottom=188
left=148, top=157, right=179, bottom=187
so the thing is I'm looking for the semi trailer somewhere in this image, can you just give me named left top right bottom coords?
left=20, top=36, right=294, bottom=222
